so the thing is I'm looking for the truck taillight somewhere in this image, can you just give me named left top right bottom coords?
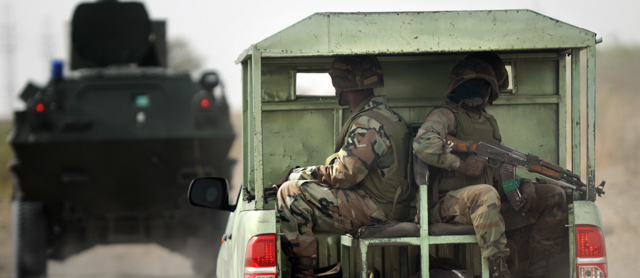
left=244, top=234, right=277, bottom=278
left=576, top=225, right=607, bottom=278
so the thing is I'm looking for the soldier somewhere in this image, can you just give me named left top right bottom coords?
left=413, top=53, right=567, bottom=278
left=276, top=55, right=414, bottom=278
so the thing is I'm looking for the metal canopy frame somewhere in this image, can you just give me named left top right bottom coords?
left=237, top=10, right=595, bottom=62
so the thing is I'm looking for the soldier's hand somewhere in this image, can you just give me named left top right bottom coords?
left=455, top=154, right=488, bottom=178
left=517, top=179, right=537, bottom=215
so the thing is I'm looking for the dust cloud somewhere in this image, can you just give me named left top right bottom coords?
left=592, top=45, right=640, bottom=278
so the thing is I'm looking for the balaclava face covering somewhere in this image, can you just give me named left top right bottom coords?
left=448, top=79, right=492, bottom=109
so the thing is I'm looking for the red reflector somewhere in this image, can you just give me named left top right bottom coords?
left=245, top=234, right=277, bottom=268
left=244, top=274, right=276, bottom=278
left=576, top=225, right=606, bottom=258
left=200, top=98, right=210, bottom=108
left=36, top=103, right=45, bottom=113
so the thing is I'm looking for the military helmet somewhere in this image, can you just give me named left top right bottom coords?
left=466, top=52, right=509, bottom=103
left=446, top=58, right=499, bottom=105
left=328, top=55, right=384, bottom=100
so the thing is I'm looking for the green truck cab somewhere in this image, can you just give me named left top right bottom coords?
left=190, top=10, right=607, bottom=278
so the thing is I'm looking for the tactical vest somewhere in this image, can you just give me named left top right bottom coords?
left=430, top=104, right=506, bottom=198
left=335, top=104, right=414, bottom=221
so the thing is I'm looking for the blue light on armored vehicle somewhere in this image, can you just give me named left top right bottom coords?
left=51, top=60, right=64, bottom=81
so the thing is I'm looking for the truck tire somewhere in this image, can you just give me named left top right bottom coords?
left=12, top=200, right=48, bottom=278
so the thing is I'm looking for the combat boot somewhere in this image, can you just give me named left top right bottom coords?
left=525, top=248, right=552, bottom=278
left=290, top=257, right=315, bottom=278
left=489, top=256, right=513, bottom=278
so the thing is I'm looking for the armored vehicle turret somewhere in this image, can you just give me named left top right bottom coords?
left=9, top=1, right=235, bottom=277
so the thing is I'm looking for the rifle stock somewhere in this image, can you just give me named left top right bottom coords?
left=444, top=135, right=477, bottom=153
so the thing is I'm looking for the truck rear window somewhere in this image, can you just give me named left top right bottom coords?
left=296, top=73, right=334, bottom=96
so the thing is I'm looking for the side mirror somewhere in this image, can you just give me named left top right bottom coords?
left=188, top=177, right=234, bottom=211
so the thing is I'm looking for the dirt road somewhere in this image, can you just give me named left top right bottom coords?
left=47, top=244, right=196, bottom=278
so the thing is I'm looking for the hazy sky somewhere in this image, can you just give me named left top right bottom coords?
left=1, top=0, right=639, bottom=119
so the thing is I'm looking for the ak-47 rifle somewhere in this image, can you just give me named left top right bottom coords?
left=444, top=135, right=605, bottom=210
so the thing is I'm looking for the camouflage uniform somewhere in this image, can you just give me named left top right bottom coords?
left=415, top=101, right=508, bottom=258
left=414, top=56, right=567, bottom=276
left=415, top=102, right=567, bottom=256
left=277, top=95, right=413, bottom=258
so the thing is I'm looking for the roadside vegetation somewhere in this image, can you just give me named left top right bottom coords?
left=0, top=121, right=12, bottom=197
left=0, top=121, right=13, bottom=277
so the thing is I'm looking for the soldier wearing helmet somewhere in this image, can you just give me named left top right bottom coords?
left=413, top=53, right=567, bottom=278
left=276, top=55, right=413, bottom=277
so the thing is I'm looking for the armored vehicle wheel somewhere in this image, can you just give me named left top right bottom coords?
left=12, top=200, right=48, bottom=278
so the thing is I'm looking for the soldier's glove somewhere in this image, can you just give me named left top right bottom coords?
left=517, top=179, right=537, bottom=215
left=275, top=166, right=299, bottom=188
left=455, top=154, right=488, bottom=178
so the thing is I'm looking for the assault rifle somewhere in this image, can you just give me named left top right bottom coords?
left=444, top=135, right=606, bottom=209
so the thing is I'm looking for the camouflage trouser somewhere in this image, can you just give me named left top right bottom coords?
left=502, top=182, right=567, bottom=277
left=277, top=180, right=386, bottom=258
left=431, top=182, right=567, bottom=262
left=430, top=184, right=508, bottom=259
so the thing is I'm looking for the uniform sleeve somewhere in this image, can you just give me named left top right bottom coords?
left=412, top=108, right=461, bottom=170
left=288, top=116, right=392, bottom=189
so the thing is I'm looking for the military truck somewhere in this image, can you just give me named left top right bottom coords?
left=189, top=10, right=607, bottom=278
left=10, top=1, right=235, bottom=277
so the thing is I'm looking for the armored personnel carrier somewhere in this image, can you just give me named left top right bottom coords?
left=9, top=1, right=235, bottom=277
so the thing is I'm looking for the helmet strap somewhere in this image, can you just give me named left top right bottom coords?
left=335, top=90, right=344, bottom=105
